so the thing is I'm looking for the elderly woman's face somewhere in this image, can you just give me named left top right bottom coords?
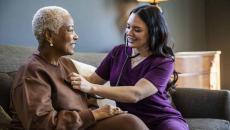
left=52, top=15, right=78, bottom=55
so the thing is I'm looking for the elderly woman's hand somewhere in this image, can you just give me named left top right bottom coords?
left=92, top=105, right=127, bottom=121
left=69, top=72, right=92, bottom=93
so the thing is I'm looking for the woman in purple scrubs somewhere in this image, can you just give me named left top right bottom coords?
left=70, top=4, right=189, bottom=130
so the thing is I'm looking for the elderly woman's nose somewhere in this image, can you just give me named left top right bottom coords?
left=74, top=33, right=79, bottom=41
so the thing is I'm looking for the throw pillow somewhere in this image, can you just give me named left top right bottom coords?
left=71, top=59, right=96, bottom=77
left=70, top=59, right=116, bottom=107
left=0, top=73, right=12, bottom=115
left=0, top=105, right=11, bottom=130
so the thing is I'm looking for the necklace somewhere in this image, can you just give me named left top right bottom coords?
left=131, top=55, right=146, bottom=68
left=130, top=48, right=150, bottom=68
left=132, top=55, right=145, bottom=62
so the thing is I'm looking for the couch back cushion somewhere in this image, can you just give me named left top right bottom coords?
left=171, top=88, right=230, bottom=120
left=0, top=45, right=34, bottom=72
left=70, top=52, right=106, bottom=67
left=0, top=73, right=14, bottom=115
left=0, top=44, right=107, bottom=73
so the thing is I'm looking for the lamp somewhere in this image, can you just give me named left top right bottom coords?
left=137, top=0, right=168, bottom=13
left=137, top=0, right=168, bottom=5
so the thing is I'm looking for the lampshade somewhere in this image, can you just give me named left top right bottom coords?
left=137, top=0, right=168, bottom=4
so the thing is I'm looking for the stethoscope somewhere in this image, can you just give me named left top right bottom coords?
left=115, top=37, right=140, bottom=86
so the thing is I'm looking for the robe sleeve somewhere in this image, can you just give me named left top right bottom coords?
left=11, top=76, right=95, bottom=130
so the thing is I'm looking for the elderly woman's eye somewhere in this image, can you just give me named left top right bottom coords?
left=68, top=28, right=74, bottom=32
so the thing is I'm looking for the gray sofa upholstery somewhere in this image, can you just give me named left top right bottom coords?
left=171, top=88, right=230, bottom=130
left=0, top=44, right=230, bottom=130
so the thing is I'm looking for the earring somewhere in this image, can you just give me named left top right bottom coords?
left=49, top=40, right=53, bottom=47
left=50, top=43, right=53, bottom=47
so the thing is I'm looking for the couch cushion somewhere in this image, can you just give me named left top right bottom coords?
left=0, top=45, right=34, bottom=72
left=0, top=105, right=12, bottom=130
left=0, top=44, right=106, bottom=73
left=70, top=59, right=116, bottom=107
left=171, top=88, right=230, bottom=120
left=0, top=73, right=13, bottom=115
left=70, top=52, right=106, bottom=67
left=186, top=118, right=230, bottom=130
left=71, top=59, right=96, bottom=77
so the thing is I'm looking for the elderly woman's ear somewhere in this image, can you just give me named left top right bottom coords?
left=44, top=29, right=54, bottom=46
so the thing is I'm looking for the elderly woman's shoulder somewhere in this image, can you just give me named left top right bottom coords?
left=59, top=56, right=72, bottom=64
left=58, top=56, right=77, bottom=70
left=18, top=54, right=49, bottom=74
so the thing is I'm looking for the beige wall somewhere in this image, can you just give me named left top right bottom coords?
left=161, top=0, right=206, bottom=52
left=161, top=0, right=230, bottom=89
left=206, top=0, right=230, bottom=90
left=0, top=0, right=229, bottom=89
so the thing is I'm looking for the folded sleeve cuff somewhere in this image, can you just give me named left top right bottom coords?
left=78, top=109, right=96, bottom=128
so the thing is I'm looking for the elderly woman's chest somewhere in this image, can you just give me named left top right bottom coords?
left=48, top=67, right=88, bottom=111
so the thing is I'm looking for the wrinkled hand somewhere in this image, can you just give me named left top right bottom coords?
left=92, top=105, right=127, bottom=121
left=68, top=72, right=92, bottom=93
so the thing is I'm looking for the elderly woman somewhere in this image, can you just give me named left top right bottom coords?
left=10, top=6, right=149, bottom=130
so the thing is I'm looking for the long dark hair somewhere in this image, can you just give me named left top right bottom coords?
left=127, top=4, right=178, bottom=93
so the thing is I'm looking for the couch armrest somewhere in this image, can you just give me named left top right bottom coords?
left=171, top=88, right=230, bottom=121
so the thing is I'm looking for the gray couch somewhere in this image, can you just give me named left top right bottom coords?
left=0, top=44, right=230, bottom=130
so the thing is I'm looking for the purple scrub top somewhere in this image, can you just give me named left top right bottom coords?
left=95, top=44, right=185, bottom=127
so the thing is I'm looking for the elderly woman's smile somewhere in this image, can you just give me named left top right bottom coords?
left=32, top=7, right=79, bottom=65
left=51, top=15, right=78, bottom=55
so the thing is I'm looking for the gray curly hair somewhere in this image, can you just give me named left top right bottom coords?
left=32, top=6, right=70, bottom=41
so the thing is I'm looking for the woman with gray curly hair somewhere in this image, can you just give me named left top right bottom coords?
left=10, top=6, right=149, bottom=130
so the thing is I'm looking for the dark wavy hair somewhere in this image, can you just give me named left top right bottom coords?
left=126, top=4, right=178, bottom=93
